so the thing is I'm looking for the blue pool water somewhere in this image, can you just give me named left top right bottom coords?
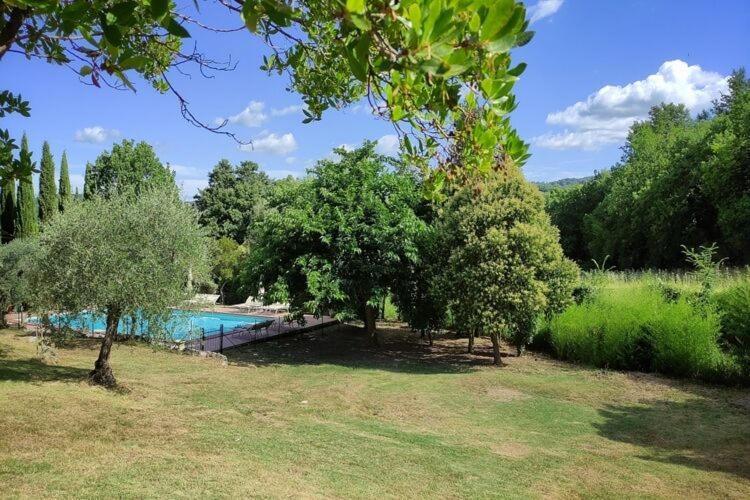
left=31, top=310, right=271, bottom=341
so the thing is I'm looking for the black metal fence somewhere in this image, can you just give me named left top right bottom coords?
left=182, top=315, right=337, bottom=353
left=184, top=319, right=279, bottom=353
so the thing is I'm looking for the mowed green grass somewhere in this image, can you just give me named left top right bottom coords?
left=1, top=326, right=749, bottom=499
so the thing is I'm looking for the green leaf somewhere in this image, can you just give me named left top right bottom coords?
left=346, top=0, right=365, bottom=15
left=101, top=22, right=122, bottom=46
left=119, top=55, right=150, bottom=71
left=507, top=62, right=526, bottom=77
left=485, top=34, right=515, bottom=55
left=150, top=0, right=169, bottom=19
left=79, top=65, right=93, bottom=76
left=165, top=18, right=190, bottom=38
left=241, top=1, right=260, bottom=32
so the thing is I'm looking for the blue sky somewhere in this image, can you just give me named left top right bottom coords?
left=3, top=0, right=749, bottom=198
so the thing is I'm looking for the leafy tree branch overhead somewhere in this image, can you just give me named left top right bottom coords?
left=1, top=0, right=533, bottom=196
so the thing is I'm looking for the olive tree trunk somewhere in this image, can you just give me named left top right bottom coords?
left=363, top=304, right=379, bottom=345
left=89, top=307, right=121, bottom=387
left=467, top=329, right=475, bottom=354
left=490, top=331, right=503, bottom=366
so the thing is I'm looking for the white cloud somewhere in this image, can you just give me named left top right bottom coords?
left=169, top=164, right=203, bottom=177
left=240, top=132, right=298, bottom=155
left=528, top=0, right=564, bottom=23
left=74, top=126, right=120, bottom=144
left=271, top=105, right=304, bottom=117
left=220, top=101, right=268, bottom=128
left=285, top=156, right=297, bottom=164
left=533, top=60, right=729, bottom=150
left=375, top=134, right=399, bottom=155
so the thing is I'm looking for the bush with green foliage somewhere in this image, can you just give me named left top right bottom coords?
left=440, top=167, right=579, bottom=362
left=30, top=186, right=209, bottom=386
left=392, top=223, right=449, bottom=345
left=714, top=280, right=750, bottom=353
left=211, top=237, right=248, bottom=304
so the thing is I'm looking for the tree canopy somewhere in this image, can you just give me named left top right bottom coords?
left=194, top=160, right=270, bottom=243
left=84, top=139, right=176, bottom=198
left=546, top=70, right=750, bottom=269
left=30, top=186, right=209, bottom=386
left=440, top=167, right=578, bottom=363
left=244, top=142, right=426, bottom=343
left=2, top=1, right=534, bottom=197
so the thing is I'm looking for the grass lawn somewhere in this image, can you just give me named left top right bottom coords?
left=1, top=325, right=749, bottom=498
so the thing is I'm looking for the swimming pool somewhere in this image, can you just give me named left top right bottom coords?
left=30, top=309, right=272, bottom=341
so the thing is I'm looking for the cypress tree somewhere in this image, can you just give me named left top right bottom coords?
left=59, top=150, right=72, bottom=212
left=0, top=177, right=16, bottom=243
left=15, top=135, right=39, bottom=238
left=83, top=162, right=95, bottom=200
left=38, top=140, right=57, bottom=223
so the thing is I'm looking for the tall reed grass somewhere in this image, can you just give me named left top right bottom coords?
left=545, top=272, right=748, bottom=384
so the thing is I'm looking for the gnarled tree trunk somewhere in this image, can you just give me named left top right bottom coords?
left=89, top=306, right=121, bottom=387
left=363, top=304, right=379, bottom=345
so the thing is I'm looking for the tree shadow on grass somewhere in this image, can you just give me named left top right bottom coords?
left=0, top=357, right=90, bottom=383
left=595, top=397, right=750, bottom=480
left=225, top=324, right=514, bottom=375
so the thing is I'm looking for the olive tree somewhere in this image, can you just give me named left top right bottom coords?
left=441, top=168, right=579, bottom=364
left=0, top=237, right=37, bottom=327
left=31, top=187, right=209, bottom=386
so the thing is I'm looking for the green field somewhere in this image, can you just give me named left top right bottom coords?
left=1, top=326, right=749, bottom=498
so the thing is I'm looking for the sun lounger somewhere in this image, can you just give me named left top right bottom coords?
left=243, top=296, right=265, bottom=312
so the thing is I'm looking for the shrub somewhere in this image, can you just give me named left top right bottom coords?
left=714, top=280, right=750, bottom=351
left=549, top=281, right=731, bottom=382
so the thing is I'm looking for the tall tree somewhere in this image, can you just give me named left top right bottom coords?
left=245, top=143, right=425, bottom=343
left=38, top=140, right=57, bottom=223
left=87, top=140, right=176, bottom=198
left=14, top=135, right=38, bottom=238
left=31, top=186, right=209, bottom=387
left=58, top=150, right=72, bottom=212
left=0, top=176, right=15, bottom=243
left=82, top=162, right=95, bottom=201
left=440, top=168, right=578, bottom=363
left=194, top=160, right=270, bottom=243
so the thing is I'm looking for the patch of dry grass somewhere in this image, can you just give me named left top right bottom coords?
left=1, top=325, right=749, bottom=498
